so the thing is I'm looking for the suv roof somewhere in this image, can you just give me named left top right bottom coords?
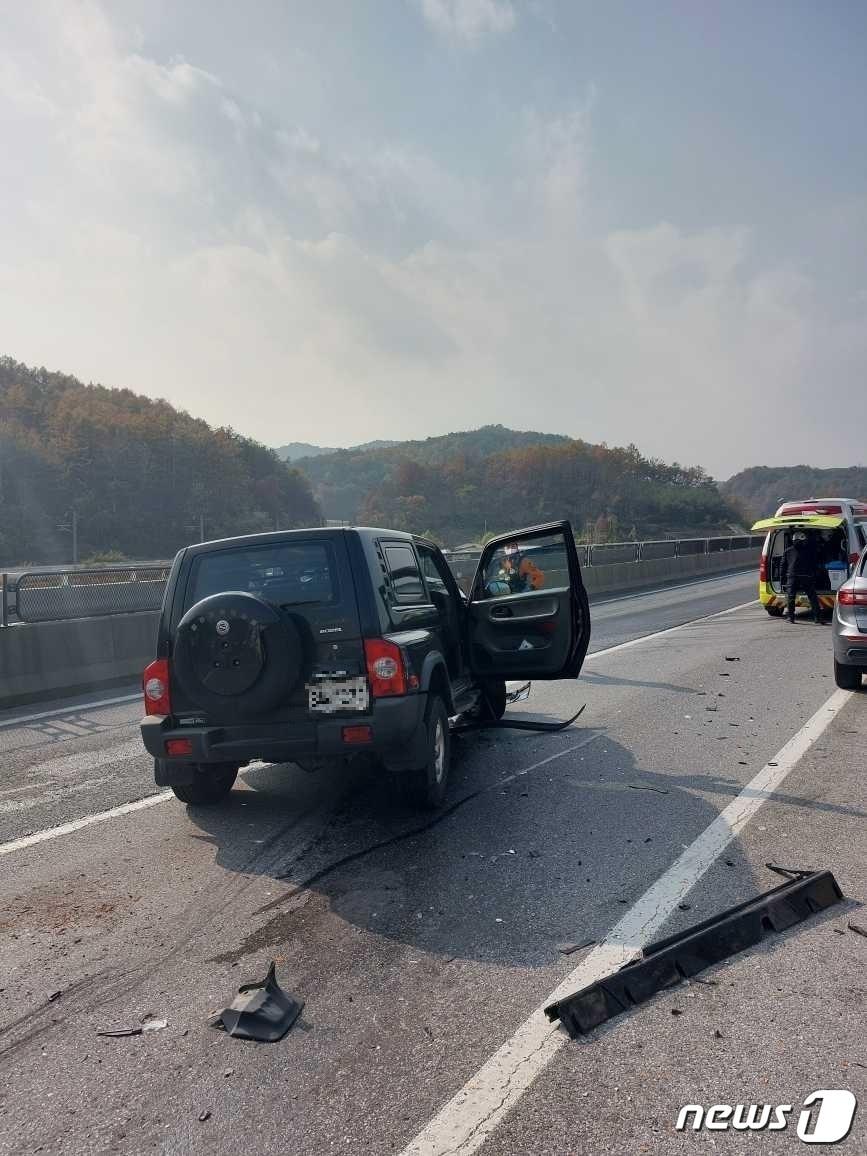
left=181, top=525, right=416, bottom=558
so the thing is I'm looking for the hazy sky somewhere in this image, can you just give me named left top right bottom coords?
left=2, top=1, right=865, bottom=478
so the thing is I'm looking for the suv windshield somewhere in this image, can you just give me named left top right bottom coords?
left=187, top=542, right=335, bottom=608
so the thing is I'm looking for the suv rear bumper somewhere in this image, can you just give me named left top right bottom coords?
left=142, top=694, right=428, bottom=784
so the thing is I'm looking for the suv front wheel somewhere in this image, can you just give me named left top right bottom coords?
left=405, top=694, right=451, bottom=810
left=168, top=763, right=239, bottom=805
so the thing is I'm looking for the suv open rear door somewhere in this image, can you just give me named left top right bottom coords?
left=466, top=521, right=590, bottom=680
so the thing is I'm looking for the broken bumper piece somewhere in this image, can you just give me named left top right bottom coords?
left=212, top=961, right=304, bottom=1042
left=544, top=869, right=842, bottom=1038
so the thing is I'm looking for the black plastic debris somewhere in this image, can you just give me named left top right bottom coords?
left=544, top=869, right=842, bottom=1039
left=453, top=702, right=586, bottom=735
left=212, top=962, right=304, bottom=1042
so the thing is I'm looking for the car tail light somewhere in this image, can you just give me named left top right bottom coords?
left=849, top=552, right=860, bottom=565
left=165, top=738, right=193, bottom=756
left=143, top=658, right=171, bottom=716
left=837, top=588, right=867, bottom=606
left=759, top=555, right=768, bottom=582
left=364, top=639, right=407, bottom=697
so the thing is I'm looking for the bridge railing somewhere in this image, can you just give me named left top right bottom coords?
left=0, top=534, right=764, bottom=625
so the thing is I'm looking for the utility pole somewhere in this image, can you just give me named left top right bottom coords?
left=199, top=513, right=205, bottom=543
left=58, top=510, right=79, bottom=565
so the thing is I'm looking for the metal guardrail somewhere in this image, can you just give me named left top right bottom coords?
left=10, top=566, right=170, bottom=623
left=0, top=534, right=764, bottom=625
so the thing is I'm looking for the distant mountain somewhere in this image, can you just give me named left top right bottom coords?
left=292, top=423, right=738, bottom=542
left=275, top=438, right=401, bottom=461
left=722, top=466, right=867, bottom=521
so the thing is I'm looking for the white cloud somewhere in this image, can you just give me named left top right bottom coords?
left=1, top=1, right=865, bottom=478
left=416, top=0, right=516, bottom=42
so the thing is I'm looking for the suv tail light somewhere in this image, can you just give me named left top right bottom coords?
left=759, top=555, right=768, bottom=582
left=143, top=658, right=171, bottom=716
left=838, top=588, right=867, bottom=606
left=364, top=639, right=407, bottom=698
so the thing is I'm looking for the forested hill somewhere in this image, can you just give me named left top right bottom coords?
left=295, top=425, right=572, bottom=522
left=296, top=429, right=741, bottom=543
left=0, top=357, right=320, bottom=566
left=722, top=466, right=867, bottom=521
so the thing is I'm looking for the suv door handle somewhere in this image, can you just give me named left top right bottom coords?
left=491, top=605, right=513, bottom=618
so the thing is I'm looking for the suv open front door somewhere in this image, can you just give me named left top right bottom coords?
left=466, top=521, right=591, bottom=680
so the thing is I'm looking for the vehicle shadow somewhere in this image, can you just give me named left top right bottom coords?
left=183, top=723, right=787, bottom=970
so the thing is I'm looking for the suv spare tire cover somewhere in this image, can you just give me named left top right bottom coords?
left=173, top=592, right=302, bottom=717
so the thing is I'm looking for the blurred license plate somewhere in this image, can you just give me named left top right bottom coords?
left=307, top=676, right=369, bottom=713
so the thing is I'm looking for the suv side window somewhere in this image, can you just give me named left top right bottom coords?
left=480, top=533, right=567, bottom=598
left=384, top=544, right=425, bottom=603
left=418, top=545, right=449, bottom=590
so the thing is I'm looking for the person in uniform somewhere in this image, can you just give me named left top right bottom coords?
left=781, top=531, right=822, bottom=623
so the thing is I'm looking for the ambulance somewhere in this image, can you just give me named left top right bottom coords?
left=752, top=498, right=867, bottom=617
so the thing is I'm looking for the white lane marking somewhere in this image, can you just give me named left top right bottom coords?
left=0, top=780, right=59, bottom=799
left=591, top=569, right=754, bottom=607
left=0, top=791, right=173, bottom=856
left=0, top=777, right=112, bottom=814
left=6, top=737, right=145, bottom=782
left=401, top=687, right=852, bottom=1156
left=0, top=692, right=140, bottom=730
left=586, top=599, right=757, bottom=661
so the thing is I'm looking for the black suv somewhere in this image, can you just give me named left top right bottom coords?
left=140, top=521, right=591, bottom=808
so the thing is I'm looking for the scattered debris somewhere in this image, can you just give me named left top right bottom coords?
left=691, top=977, right=718, bottom=987
left=834, top=928, right=846, bottom=935
left=198, top=1110, right=211, bottom=1123
left=848, top=922, right=867, bottom=939
left=724, top=859, right=735, bottom=867
left=719, top=672, right=731, bottom=677
left=671, top=1008, right=683, bottom=1017
left=678, top=903, right=691, bottom=911
left=97, top=1027, right=142, bottom=1038
left=212, top=962, right=304, bottom=1042
left=628, top=784, right=669, bottom=795
left=714, top=1029, right=724, bottom=1039
left=545, top=869, right=842, bottom=1038
left=724, top=657, right=740, bottom=662
left=495, top=918, right=504, bottom=923
left=141, top=1017, right=168, bottom=1032
left=557, top=939, right=595, bottom=956
left=644, top=837, right=652, bottom=844
left=224, top=1068, right=234, bottom=1077
left=47, top=991, right=62, bottom=1003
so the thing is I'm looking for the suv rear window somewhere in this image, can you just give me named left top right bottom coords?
left=187, top=542, right=335, bottom=608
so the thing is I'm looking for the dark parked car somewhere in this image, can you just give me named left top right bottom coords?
left=832, top=545, right=867, bottom=690
left=141, top=521, right=591, bottom=808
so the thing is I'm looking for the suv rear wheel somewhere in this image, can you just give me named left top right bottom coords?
left=834, top=660, right=863, bottom=691
left=170, top=763, right=239, bottom=805
left=405, top=694, right=451, bottom=810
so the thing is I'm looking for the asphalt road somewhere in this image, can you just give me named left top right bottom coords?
left=0, top=569, right=864, bottom=1155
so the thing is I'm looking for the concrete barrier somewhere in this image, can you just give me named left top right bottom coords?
left=0, top=549, right=759, bottom=710
left=0, top=611, right=158, bottom=708
left=582, top=546, right=758, bottom=598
